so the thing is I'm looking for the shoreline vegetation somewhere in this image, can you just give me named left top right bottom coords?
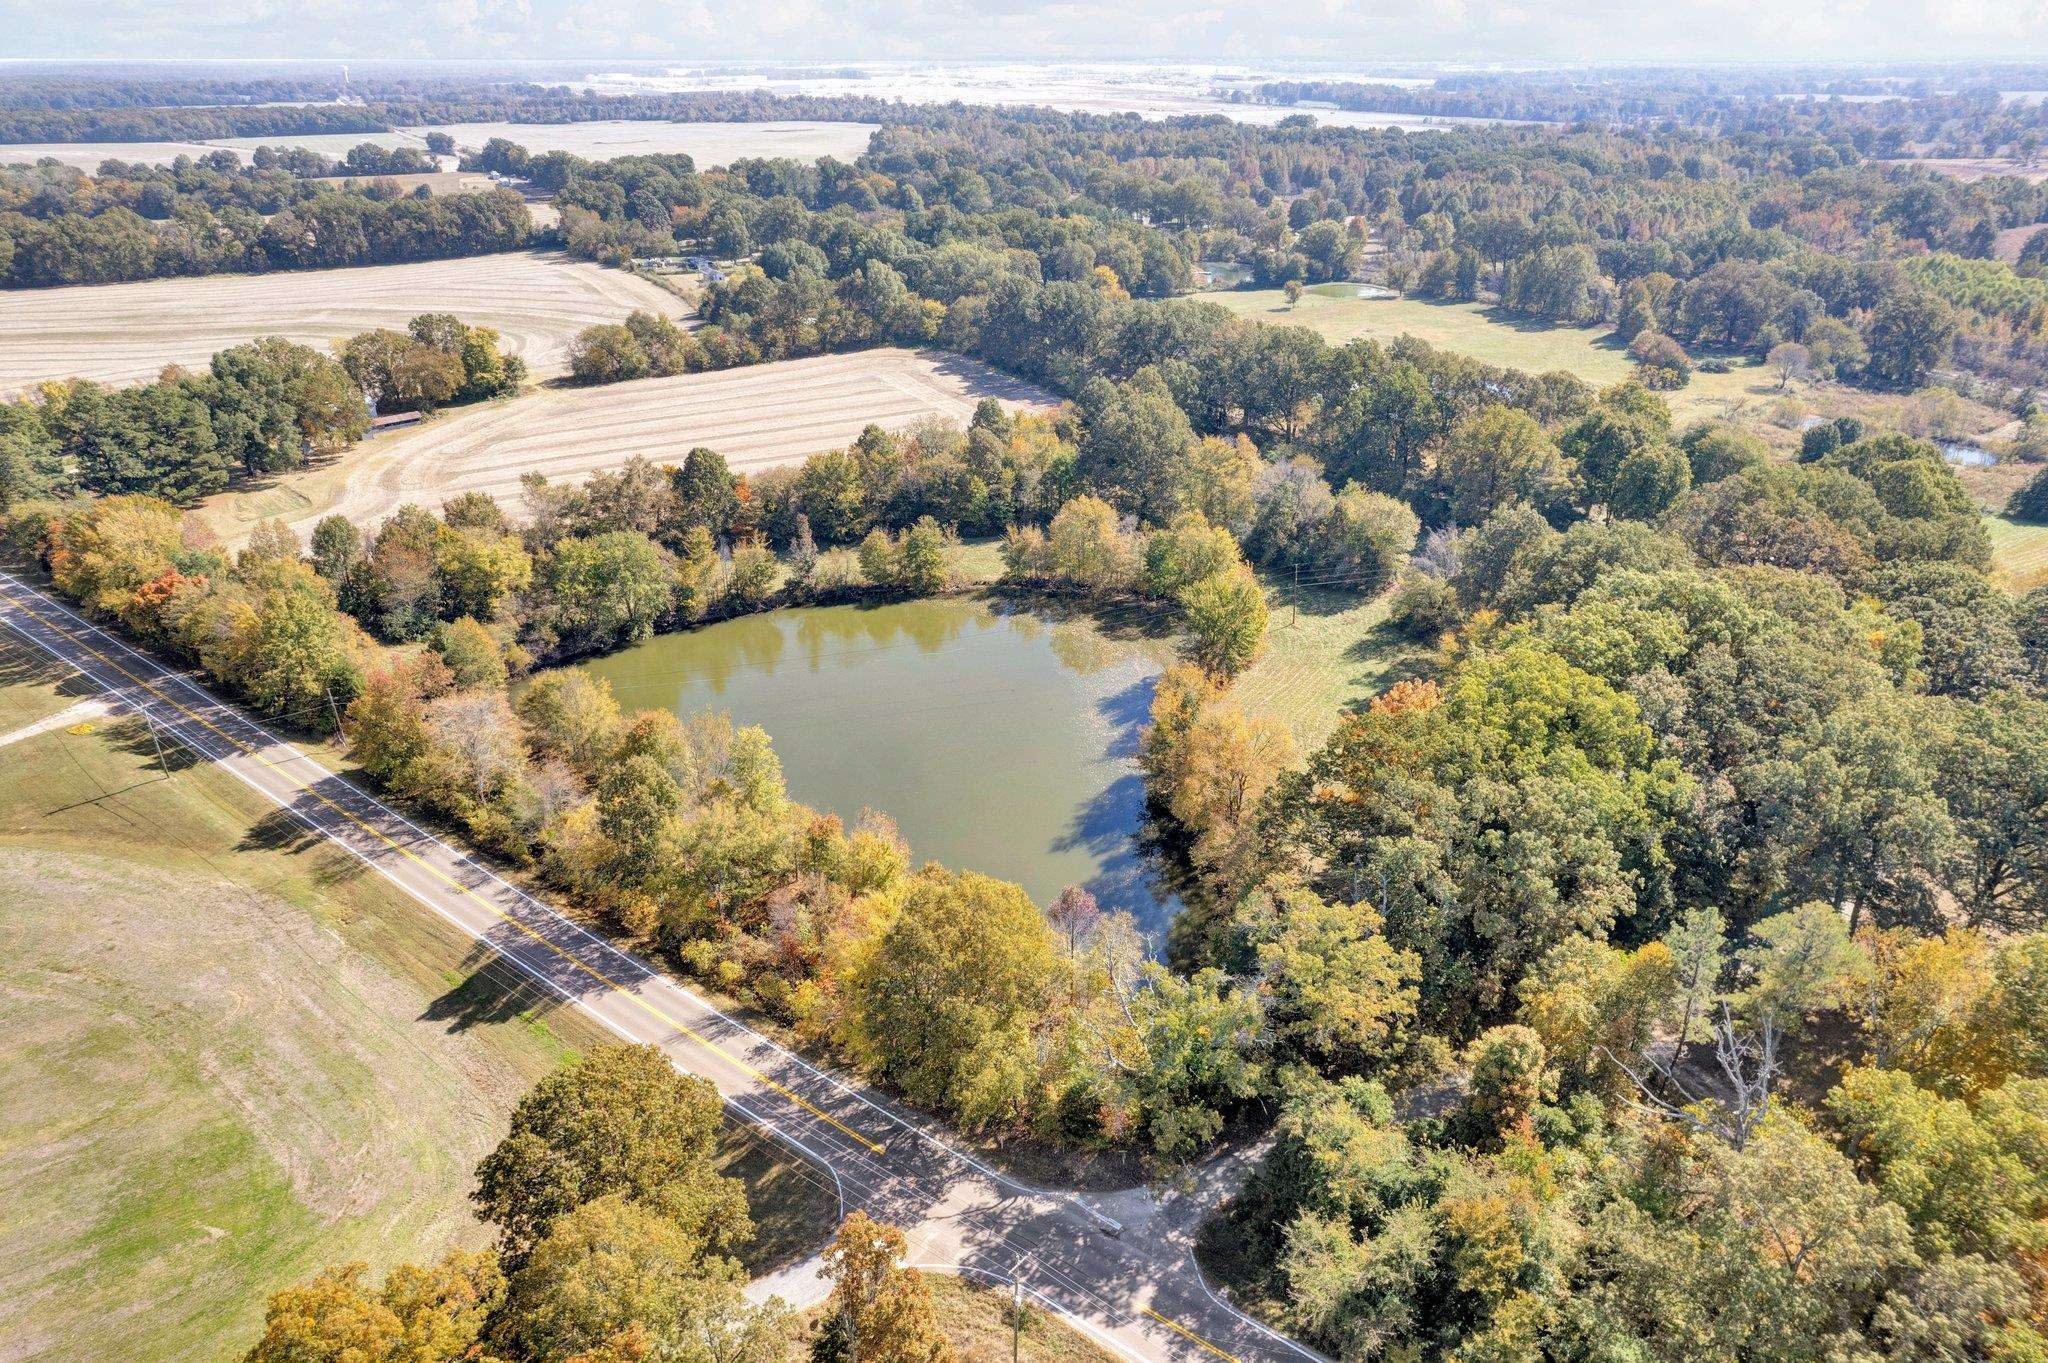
left=4, top=65, right=2048, bottom=1363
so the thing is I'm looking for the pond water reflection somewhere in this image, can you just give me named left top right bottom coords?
left=574, top=597, right=1182, bottom=935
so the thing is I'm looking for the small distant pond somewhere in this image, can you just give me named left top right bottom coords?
left=575, top=598, right=1182, bottom=935
left=1941, top=442, right=1996, bottom=468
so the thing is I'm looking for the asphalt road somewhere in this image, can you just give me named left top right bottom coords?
left=0, top=569, right=1320, bottom=1363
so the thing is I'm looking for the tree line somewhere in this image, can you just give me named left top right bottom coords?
left=1, top=316, right=523, bottom=505
left=0, top=164, right=531, bottom=287
left=1254, top=68, right=2048, bottom=159
left=505, top=103, right=2041, bottom=397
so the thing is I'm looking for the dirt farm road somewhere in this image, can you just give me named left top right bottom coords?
left=0, top=570, right=1321, bottom=1363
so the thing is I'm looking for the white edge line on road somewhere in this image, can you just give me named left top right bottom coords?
left=911, top=1262, right=1149, bottom=1363
left=0, top=570, right=1122, bottom=1235
left=2, top=605, right=868, bottom=1243
left=3, top=576, right=1351, bottom=1363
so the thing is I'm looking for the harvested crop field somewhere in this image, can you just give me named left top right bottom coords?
left=0, top=120, right=878, bottom=172
left=267, top=348, right=1055, bottom=535
left=412, top=119, right=879, bottom=166
left=1880, top=157, right=2048, bottom=184
left=1996, top=223, right=2047, bottom=264
left=0, top=251, right=688, bottom=395
left=0, top=139, right=233, bottom=170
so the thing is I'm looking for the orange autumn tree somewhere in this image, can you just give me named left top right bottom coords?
left=813, top=1213, right=953, bottom=1363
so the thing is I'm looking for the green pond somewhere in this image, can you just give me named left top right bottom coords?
left=575, top=598, right=1182, bottom=934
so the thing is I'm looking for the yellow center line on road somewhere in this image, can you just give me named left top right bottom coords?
left=0, top=590, right=889, bottom=1157
left=1144, top=1308, right=1246, bottom=1363
left=5, top=584, right=1264, bottom=1363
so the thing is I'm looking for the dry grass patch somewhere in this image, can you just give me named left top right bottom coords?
left=0, top=250, right=688, bottom=396
left=799, top=1273, right=1121, bottom=1363
left=1995, top=224, right=2047, bottom=265
left=1879, top=157, right=2048, bottom=184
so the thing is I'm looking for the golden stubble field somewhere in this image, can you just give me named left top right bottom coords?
left=203, top=348, right=1056, bottom=541
left=0, top=251, right=691, bottom=396
left=0, top=120, right=879, bottom=173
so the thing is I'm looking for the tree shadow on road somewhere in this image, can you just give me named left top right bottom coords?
left=421, top=940, right=574, bottom=1033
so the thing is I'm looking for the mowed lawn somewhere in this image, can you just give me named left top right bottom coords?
left=1197, top=286, right=1794, bottom=433
left=0, top=635, right=832, bottom=1361
left=1233, top=578, right=1428, bottom=748
left=1988, top=513, right=2048, bottom=589
left=1199, top=285, right=1638, bottom=383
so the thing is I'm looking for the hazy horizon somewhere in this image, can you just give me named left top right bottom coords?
left=3, top=0, right=2046, bottom=69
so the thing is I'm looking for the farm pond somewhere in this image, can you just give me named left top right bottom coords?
left=575, top=597, right=1184, bottom=934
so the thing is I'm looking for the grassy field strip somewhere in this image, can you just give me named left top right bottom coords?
left=1192, top=287, right=2016, bottom=449
left=1231, top=581, right=1425, bottom=747
left=1202, top=286, right=1636, bottom=383
left=1195, top=286, right=1775, bottom=432
left=0, top=634, right=833, bottom=1360
left=270, top=348, right=1055, bottom=535
left=1988, top=513, right=2048, bottom=589
left=0, top=251, right=688, bottom=395
left=0, top=639, right=103, bottom=734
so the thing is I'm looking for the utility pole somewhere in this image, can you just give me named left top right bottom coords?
left=325, top=685, right=346, bottom=740
left=143, top=712, right=169, bottom=777
left=1011, top=1273, right=1024, bottom=1363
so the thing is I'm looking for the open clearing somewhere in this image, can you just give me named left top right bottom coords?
left=1197, top=285, right=2013, bottom=448
left=0, top=120, right=878, bottom=172
left=412, top=120, right=879, bottom=166
left=1988, top=513, right=2048, bottom=589
left=215, top=348, right=1054, bottom=539
left=0, top=635, right=833, bottom=1361
left=1880, top=157, right=2048, bottom=184
left=1995, top=224, right=2046, bottom=264
left=0, top=251, right=688, bottom=396
left=1234, top=578, right=1428, bottom=747
left=1198, top=284, right=1772, bottom=427
left=1199, top=286, right=1643, bottom=385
